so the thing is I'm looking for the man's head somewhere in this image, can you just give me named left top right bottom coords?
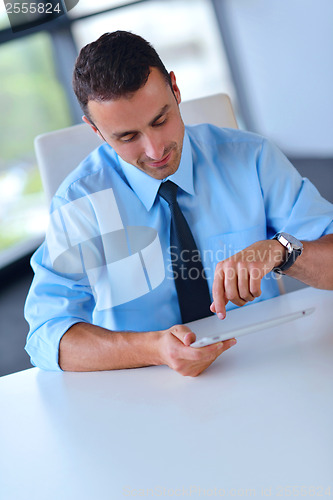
left=73, top=31, right=185, bottom=179
left=73, top=31, right=173, bottom=122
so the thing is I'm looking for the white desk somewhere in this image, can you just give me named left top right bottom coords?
left=1, top=287, right=332, bottom=500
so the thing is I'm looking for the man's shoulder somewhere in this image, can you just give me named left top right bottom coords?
left=185, top=123, right=264, bottom=147
left=54, top=143, right=122, bottom=202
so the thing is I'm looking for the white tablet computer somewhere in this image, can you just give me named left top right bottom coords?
left=190, top=307, right=315, bottom=348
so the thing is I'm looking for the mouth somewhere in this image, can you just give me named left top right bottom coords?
left=146, top=151, right=172, bottom=168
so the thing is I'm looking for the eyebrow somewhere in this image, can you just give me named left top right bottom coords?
left=112, top=104, right=170, bottom=140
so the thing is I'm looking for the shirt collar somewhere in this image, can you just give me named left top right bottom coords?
left=118, top=129, right=194, bottom=211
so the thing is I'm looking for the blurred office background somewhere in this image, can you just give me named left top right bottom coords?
left=0, top=0, right=332, bottom=376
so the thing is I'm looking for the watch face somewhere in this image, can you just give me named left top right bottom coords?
left=273, top=232, right=303, bottom=274
left=280, top=232, right=303, bottom=251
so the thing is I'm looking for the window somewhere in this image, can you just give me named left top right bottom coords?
left=68, top=0, right=134, bottom=17
left=72, top=0, right=236, bottom=103
left=0, top=32, right=71, bottom=267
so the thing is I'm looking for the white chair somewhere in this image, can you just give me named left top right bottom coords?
left=34, top=122, right=104, bottom=204
left=180, top=93, right=238, bottom=130
left=34, top=93, right=238, bottom=204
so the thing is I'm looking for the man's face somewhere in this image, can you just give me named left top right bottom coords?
left=86, top=68, right=185, bottom=180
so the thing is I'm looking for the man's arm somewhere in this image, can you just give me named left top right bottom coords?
left=59, top=322, right=236, bottom=376
left=285, top=234, right=333, bottom=288
left=211, top=234, right=333, bottom=319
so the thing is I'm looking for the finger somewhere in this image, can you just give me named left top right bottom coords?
left=212, top=266, right=227, bottom=319
left=205, top=338, right=237, bottom=354
left=170, top=325, right=196, bottom=346
left=183, top=331, right=196, bottom=346
left=178, top=339, right=238, bottom=377
left=210, top=300, right=229, bottom=315
left=237, top=265, right=255, bottom=302
left=224, top=264, right=247, bottom=307
left=222, top=338, right=237, bottom=351
left=188, top=339, right=237, bottom=375
left=249, top=266, right=262, bottom=298
left=193, top=338, right=237, bottom=356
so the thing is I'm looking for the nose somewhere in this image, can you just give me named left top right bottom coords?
left=143, top=132, right=165, bottom=161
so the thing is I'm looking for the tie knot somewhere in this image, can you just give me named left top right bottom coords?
left=158, top=180, right=178, bottom=206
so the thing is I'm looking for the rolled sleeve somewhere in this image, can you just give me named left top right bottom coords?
left=24, top=245, right=94, bottom=371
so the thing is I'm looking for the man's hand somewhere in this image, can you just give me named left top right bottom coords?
left=157, top=324, right=236, bottom=377
left=211, top=240, right=285, bottom=320
left=60, top=322, right=236, bottom=375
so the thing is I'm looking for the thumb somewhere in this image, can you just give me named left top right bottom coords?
left=170, top=325, right=196, bottom=346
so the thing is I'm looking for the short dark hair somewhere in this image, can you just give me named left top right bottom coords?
left=72, top=30, right=172, bottom=123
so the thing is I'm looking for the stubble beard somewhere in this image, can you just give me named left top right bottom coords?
left=137, top=141, right=183, bottom=179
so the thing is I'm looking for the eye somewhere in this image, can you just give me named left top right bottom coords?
left=121, top=133, right=137, bottom=143
left=153, top=117, right=167, bottom=127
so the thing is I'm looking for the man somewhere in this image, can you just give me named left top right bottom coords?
left=25, top=31, right=333, bottom=376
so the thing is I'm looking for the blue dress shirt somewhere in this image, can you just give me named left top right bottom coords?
left=25, top=125, right=333, bottom=370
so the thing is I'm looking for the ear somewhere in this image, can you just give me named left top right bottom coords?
left=169, top=71, right=181, bottom=105
left=82, top=115, right=105, bottom=141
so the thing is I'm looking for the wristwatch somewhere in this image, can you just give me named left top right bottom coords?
left=272, top=232, right=303, bottom=274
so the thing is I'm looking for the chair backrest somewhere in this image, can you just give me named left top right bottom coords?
left=180, top=93, right=238, bottom=129
left=34, top=93, right=238, bottom=204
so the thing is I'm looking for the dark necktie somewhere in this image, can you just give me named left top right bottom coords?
left=158, top=180, right=212, bottom=323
